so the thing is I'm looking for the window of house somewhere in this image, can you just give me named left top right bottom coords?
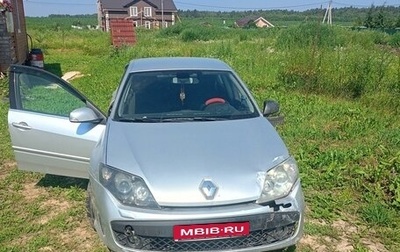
left=144, top=7, right=152, bottom=17
left=133, top=21, right=138, bottom=27
left=129, top=6, right=138, bottom=16
left=145, top=21, right=151, bottom=29
left=6, top=11, right=14, bottom=32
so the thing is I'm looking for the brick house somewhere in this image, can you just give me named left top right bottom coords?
left=0, top=0, right=28, bottom=73
left=98, top=0, right=178, bottom=32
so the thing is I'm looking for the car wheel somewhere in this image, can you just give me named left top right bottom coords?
left=86, top=182, right=95, bottom=230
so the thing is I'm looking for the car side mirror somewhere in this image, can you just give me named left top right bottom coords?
left=263, top=100, right=280, bottom=116
left=69, top=107, right=102, bottom=123
left=263, top=100, right=284, bottom=127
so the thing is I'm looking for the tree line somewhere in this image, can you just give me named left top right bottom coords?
left=178, top=6, right=400, bottom=28
left=37, top=5, right=400, bottom=29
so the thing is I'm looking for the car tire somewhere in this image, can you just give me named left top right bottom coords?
left=86, top=182, right=95, bottom=230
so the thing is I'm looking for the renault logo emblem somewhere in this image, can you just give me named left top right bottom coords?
left=199, top=179, right=218, bottom=200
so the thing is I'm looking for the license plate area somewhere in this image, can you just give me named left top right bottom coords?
left=173, top=222, right=250, bottom=241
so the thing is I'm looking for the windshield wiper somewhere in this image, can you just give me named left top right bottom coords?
left=160, top=116, right=227, bottom=122
left=117, top=117, right=160, bottom=123
left=117, top=116, right=228, bottom=123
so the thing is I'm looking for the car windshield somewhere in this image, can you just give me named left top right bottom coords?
left=114, top=70, right=258, bottom=122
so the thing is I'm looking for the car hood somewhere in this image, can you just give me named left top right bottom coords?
left=105, top=117, right=289, bottom=207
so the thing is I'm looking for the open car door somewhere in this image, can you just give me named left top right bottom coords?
left=7, top=65, right=106, bottom=179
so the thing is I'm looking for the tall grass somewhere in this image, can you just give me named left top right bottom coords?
left=0, top=18, right=399, bottom=250
left=26, top=18, right=400, bottom=214
left=276, top=23, right=400, bottom=114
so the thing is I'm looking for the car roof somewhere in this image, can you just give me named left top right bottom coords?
left=126, top=57, right=233, bottom=73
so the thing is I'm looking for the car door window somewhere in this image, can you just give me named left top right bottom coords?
left=16, top=71, right=85, bottom=117
left=8, top=65, right=106, bottom=179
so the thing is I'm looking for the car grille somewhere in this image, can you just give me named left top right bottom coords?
left=113, top=223, right=296, bottom=251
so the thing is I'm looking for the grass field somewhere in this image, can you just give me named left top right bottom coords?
left=0, top=19, right=399, bottom=252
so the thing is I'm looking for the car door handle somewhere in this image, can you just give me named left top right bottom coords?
left=12, top=122, right=32, bottom=130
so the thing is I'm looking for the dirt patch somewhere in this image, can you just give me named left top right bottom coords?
left=13, top=182, right=99, bottom=250
left=21, top=182, right=72, bottom=225
left=361, top=239, right=388, bottom=252
left=41, top=198, right=71, bottom=210
left=0, top=160, right=16, bottom=180
left=335, top=237, right=354, bottom=251
left=332, top=219, right=358, bottom=234
left=59, top=217, right=103, bottom=251
left=299, top=218, right=389, bottom=252
left=332, top=219, right=388, bottom=252
left=38, top=247, right=55, bottom=252
left=299, top=229, right=354, bottom=252
left=22, top=182, right=101, bottom=250
left=22, top=182, right=48, bottom=202
left=299, top=235, right=328, bottom=251
left=37, top=199, right=71, bottom=225
left=9, top=233, right=35, bottom=249
left=9, top=215, right=102, bottom=252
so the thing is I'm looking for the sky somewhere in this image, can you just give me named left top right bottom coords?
left=23, top=0, right=400, bottom=17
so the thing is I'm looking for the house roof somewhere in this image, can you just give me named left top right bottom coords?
left=235, top=16, right=274, bottom=27
left=235, top=17, right=255, bottom=27
left=253, top=17, right=274, bottom=27
left=100, top=0, right=177, bottom=11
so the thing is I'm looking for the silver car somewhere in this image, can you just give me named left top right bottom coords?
left=8, top=57, right=304, bottom=252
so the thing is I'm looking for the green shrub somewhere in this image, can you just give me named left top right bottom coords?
left=275, top=22, right=345, bottom=50
left=157, top=23, right=186, bottom=37
left=277, top=30, right=399, bottom=111
left=388, top=31, right=400, bottom=47
left=180, top=27, right=221, bottom=42
left=361, top=202, right=397, bottom=227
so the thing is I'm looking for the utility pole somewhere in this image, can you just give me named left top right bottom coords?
left=322, top=0, right=333, bottom=25
left=161, top=0, right=164, bottom=28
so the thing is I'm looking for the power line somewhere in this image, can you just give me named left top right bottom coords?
left=24, top=0, right=95, bottom=6
left=23, top=0, right=400, bottom=11
left=333, top=1, right=400, bottom=7
left=174, top=1, right=328, bottom=10
left=175, top=0, right=399, bottom=10
left=174, top=1, right=330, bottom=10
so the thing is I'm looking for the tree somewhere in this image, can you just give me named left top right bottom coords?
left=373, top=7, right=385, bottom=29
left=395, top=16, right=400, bottom=28
left=364, top=5, right=374, bottom=28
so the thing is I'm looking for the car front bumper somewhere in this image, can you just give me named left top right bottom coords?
left=88, top=177, right=305, bottom=252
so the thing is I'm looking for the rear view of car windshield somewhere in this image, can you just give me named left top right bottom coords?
left=115, top=70, right=257, bottom=121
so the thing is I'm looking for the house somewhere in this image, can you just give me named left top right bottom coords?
left=235, top=16, right=274, bottom=28
left=98, top=0, right=178, bottom=31
left=0, top=0, right=28, bottom=74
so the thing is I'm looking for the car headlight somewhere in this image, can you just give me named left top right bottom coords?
left=257, top=157, right=299, bottom=204
left=99, top=163, right=159, bottom=209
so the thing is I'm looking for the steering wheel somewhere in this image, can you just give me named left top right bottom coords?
left=204, top=97, right=226, bottom=106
